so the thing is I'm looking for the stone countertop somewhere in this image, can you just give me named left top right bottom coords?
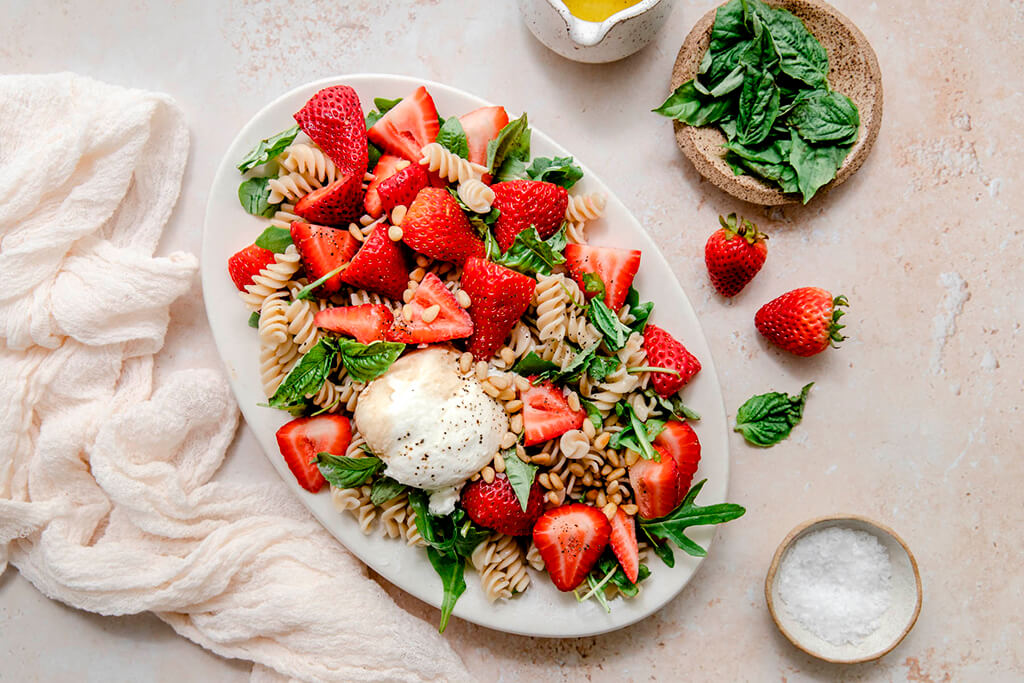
left=1, top=0, right=1021, bottom=680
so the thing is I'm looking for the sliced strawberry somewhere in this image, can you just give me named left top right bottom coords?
left=461, top=474, right=544, bottom=536
left=461, top=257, right=536, bottom=360
left=366, top=86, right=440, bottom=162
left=401, top=187, right=485, bottom=264
left=364, top=154, right=407, bottom=218
left=609, top=509, right=640, bottom=584
left=532, top=504, right=612, bottom=592
left=377, top=162, right=429, bottom=214
left=520, top=380, right=585, bottom=446
left=564, top=243, right=641, bottom=311
left=294, top=171, right=364, bottom=226
left=458, top=105, right=509, bottom=174
left=340, top=224, right=410, bottom=300
left=293, top=85, right=368, bottom=175
left=290, top=221, right=359, bottom=294
left=629, top=446, right=681, bottom=520
left=653, top=420, right=701, bottom=497
left=642, top=324, right=702, bottom=397
left=275, top=414, right=352, bottom=493
left=386, top=272, right=472, bottom=343
left=491, top=180, right=569, bottom=251
left=228, top=243, right=276, bottom=292
left=315, top=304, right=394, bottom=344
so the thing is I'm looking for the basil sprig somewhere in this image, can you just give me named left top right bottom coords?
left=609, top=401, right=664, bottom=461
left=369, top=476, right=407, bottom=506
left=315, top=453, right=382, bottom=488
left=237, top=124, right=301, bottom=173
left=254, top=226, right=293, bottom=253
left=435, top=116, right=470, bottom=158
left=734, top=382, right=813, bottom=447
left=502, top=450, right=536, bottom=512
left=238, top=177, right=277, bottom=218
left=639, top=479, right=746, bottom=561
left=492, top=226, right=567, bottom=276
left=486, top=113, right=531, bottom=181
left=526, top=156, right=583, bottom=189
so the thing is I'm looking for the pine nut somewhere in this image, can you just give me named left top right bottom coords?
left=513, top=376, right=532, bottom=393
left=481, top=466, right=495, bottom=484
left=607, top=480, right=620, bottom=495
left=585, top=489, right=598, bottom=502
left=402, top=303, right=414, bottom=321
left=622, top=504, right=638, bottom=516
left=568, top=463, right=586, bottom=477
left=388, top=224, right=404, bottom=241
left=421, top=304, right=440, bottom=323
left=566, top=392, right=581, bottom=413
left=470, top=472, right=481, bottom=482
left=510, top=415, right=523, bottom=434
left=531, top=453, right=551, bottom=466
left=395, top=160, right=411, bottom=171
left=625, top=450, right=640, bottom=467
left=391, top=205, right=407, bottom=226
left=602, top=502, right=618, bottom=520
left=608, top=467, right=626, bottom=482
left=550, top=473, right=564, bottom=491
left=606, top=450, right=621, bottom=468
left=609, top=492, right=623, bottom=505
left=594, top=432, right=611, bottom=450
left=402, top=288, right=416, bottom=304
left=349, top=224, right=365, bottom=241
left=410, top=267, right=426, bottom=282
left=546, top=491, right=561, bottom=506
left=582, top=419, right=597, bottom=439
left=475, top=361, right=488, bottom=381
left=516, top=444, right=528, bottom=462
left=437, top=261, right=454, bottom=274
left=493, top=451, right=506, bottom=473
left=538, top=473, right=552, bottom=489
left=415, top=255, right=431, bottom=268
left=504, top=399, right=523, bottom=413
left=582, top=472, right=594, bottom=487
left=482, top=382, right=501, bottom=398
left=459, top=352, right=473, bottom=374
left=500, top=432, right=517, bottom=449
left=456, top=290, right=472, bottom=308
left=407, top=279, right=419, bottom=291
left=596, top=491, right=607, bottom=508
left=489, top=374, right=510, bottom=390
left=500, top=347, right=516, bottom=365
left=498, top=387, right=516, bottom=401
left=359, top=214, right=374, bottom=226
left=600, top=464, right=612, bottom=476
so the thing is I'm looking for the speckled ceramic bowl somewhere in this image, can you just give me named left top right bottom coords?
left=765, top=515, right=922, bottom=664
left=670, top=0, right=883, bottom=205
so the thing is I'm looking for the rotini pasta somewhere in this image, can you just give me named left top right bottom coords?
left=239, top=245, right=302, bottom=310
left=378, top=493, right=410, bottom=539
left=268, top=171, right=318, bottom=204
left=269, top=204, right=304, bottom=229
left=277, top=142, right=338, bottom=185
left=257, top=290, right=290, bottom=347
left=471, top=533, right=530, bottom=602
left=457, top=178, right=495, bottom=213
left=330, top=485, right=376, bottom=533
left=533, top=273, right=573, bottom=342
left=565, top=192, right=607, bottom=225
left=525, top=541, right=546, bottom=571
left=419, top=142, right=487, bottom=184
left=285, top=294, right=322, bottom=354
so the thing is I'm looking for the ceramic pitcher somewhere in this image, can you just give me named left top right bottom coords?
left=519, top=0, right=674, bottom=63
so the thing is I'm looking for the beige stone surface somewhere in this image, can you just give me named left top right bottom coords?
left=1, top=0, right=1021, bottom=680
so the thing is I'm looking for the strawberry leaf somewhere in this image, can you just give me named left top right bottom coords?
left=502, top=450, right=537, bottom=512
left=638, top=479, right=747, bottom=558
left=237, top=124, right=301, bottom=173
left=734, top=382, right=812, bottom=446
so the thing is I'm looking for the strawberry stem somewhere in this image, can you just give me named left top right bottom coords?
left=829, top=294, right=849, bottom=347
left=718, top=213, right=768, bottom=244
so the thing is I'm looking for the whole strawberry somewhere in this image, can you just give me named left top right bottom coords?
left=705, top=213, right=767, bottom=297
left=755, top=287, right=848, bottom=357
left=461, top=473, right=544, bottom=536
left=491, top=180, right=568, bottom=252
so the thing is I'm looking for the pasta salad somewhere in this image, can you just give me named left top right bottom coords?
left=227, top=83, right=745, bottom=631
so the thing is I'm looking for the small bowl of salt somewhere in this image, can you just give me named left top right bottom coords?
left=765, top=515, right=922, bottom=664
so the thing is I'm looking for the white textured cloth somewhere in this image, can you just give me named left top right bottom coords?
left=0, top=73, right=470, bottom=683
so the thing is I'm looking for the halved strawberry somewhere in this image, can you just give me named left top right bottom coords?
left=532, top=504, right=612, bottom=592
left=366, top=86, right=440, bottom=162
left=564, top=243, right=641, bottom=312
left=228, top=243, right=276, bottom=291
left=459, top=105, right=509, bottom=169
left=275, top=414, right=352, bottom=493
left=290, top=221, right=359, bottom=294
left=364, top=154, right=407, bottom=218
left=340, top=224, right=410, bottom=300
left=653, top=420, right=701, bottom=496
left=293, top=85, right=368, bottom=175
left=520, top=380, right=585, bottom=446
left=377, top=162, right=429, bottom=214
left=315, top=304, right=394, bottom=344
left=642, top=324, right=701, bottom=397
left=402, top=187, right=485, bottom=264
left=628, top=446, right=681, bottom=520
left=386, top=272, right=472, bottom=343
left=294, top=171, right=364, bottom=226
left=461, top=257, right=536, bottom=360
left=461, top=473, right=544, bottom=536
left=491, top=180, right=569, bottom=251
left=609, top=508, right=640, bottom=584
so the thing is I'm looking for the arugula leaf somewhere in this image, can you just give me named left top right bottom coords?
left=503, top=450, right=537, bottom=512
left=786, top=90, right=860, bottom=144
left=370, top=476, right=407, bottom=506
left=435, top=116, right=470, bottom=158
left=737, top=67, right=780, bottom=146
left=789, top=132, right=851, bottom=203
left=254, top=226, right=293, bottom=253
left=315, top=453, right=383, bottom=488
left=587, top=298, right=632, bottom=351
left=238, top=177, right=277, bottom=218
left=247, top=311, right=260, bottom=328
left=643, top=388, right=701, bottom=422
left=638, top=479, right=746, bottom=557
left=373, top=96, right=402, bottom=113
left=237, top=124, right=301, bottom=173
left=511, top=352, right=560, bottom=377
left=610, top=401, right=664, bottom=461
left=526, top=156, right=584, bottom=189
left=493, top=226, right=567, bottom=276
left=643, top=529, right=676, bottom=567
left=591, top=552, right=651, bottom=598
left=268, top=339, right=338, bottom=408
left=653, top=81, right=732, bottom=127
left=734, top=382, right=813, bottom=447
left=580, top=398, right=603, bottom=432
left=624, top=287, right=653, bottom=332
left=425, top=546, right=465, bottom=633
left=486, top=113, right=530, bottom=174
left=335, top=339, right=405, bottom=383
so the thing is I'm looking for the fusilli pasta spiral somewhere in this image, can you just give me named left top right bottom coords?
left=285, top=295, right=322, bottom=354
left=378, top=493, right=410, bottom=539
left=565, top=192, right=607, bottom=225
left=268, top=171, right=318, bottom=204
left=471, top=534, right=531, bottom=602
left=525, top=541, right=546, bottom=571
left=533, top=274, right=574, bottom=342
left=277, top=142, right=338, bottom=185
left=457, top=178, right=495, bottom=213
left=331, top=485, right=376, bottom=533
left=257, top=290, right=290, bottom=347
left=239, top=245, right=302, bottom=310
left=419, top=142, right=487, bottom=184
left=269, top=204, right=303, bottom=229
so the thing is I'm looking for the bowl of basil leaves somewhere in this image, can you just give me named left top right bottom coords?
left=656, top=0, right=882, bottom=205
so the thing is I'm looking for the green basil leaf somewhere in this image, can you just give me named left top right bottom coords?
left=494, top=155, right=531, bottom=183
left=425, top=546, right=465, bottom=633
left=315, top=453, right=383, bottom=488
left=247, top=311, right=260, bottom=328
left=502, top=450, right=537, bottom=512
left=609, top=401, right=664, bottom=461
left=334, top=339, right=405, bottom=383
left=450, top=508, right=491, bottom=558
left=734, top=382, right=813, bottom=446
left=624, top=286, right=653, bottom=332
left=369, top=476, right=407, bottom=506
left=789, top=131, right=851, bottom=203
left=556, top=341, right=601, bottom=382
left=254, top=226, right=293, bottom=253
left=737, top=18, right=780, bottom=72
left=365, top=110, right=383, bottom=128
left=486, top=113, right=530, bottom=174
left=373, top=96, right=402, bottom=114
left=638, top=479, right=746, bottom=557
left=643, top=388, right=701, bottom=422
left=754, top=3, right=829, bottom=87
left=237, top=124, right=301, bottom=173
left=436, top=116, right=470, bottom=159
left=653, top=81, right=732, bottom=127
left=511, top=352, right=560, bottom=377
left=587, top=298, right=631, bottom=351
left=367, top=142, right=382, bottom=172
left=493, top=226, right=566, bottom=276
left=582, top=272, right=606, bottom=298
left=587, top=355, right=620, bottom=382
left=525, top=156, right=584, bottom=189
left=268, top=339, right=338, bottom=408
left=786, top=90, right=860, bottom=144
left=580, top=398, right=603, bottom=431
left=737, top=67, right=780, bottom=146
left=238, top=177, right=277, bottom=218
